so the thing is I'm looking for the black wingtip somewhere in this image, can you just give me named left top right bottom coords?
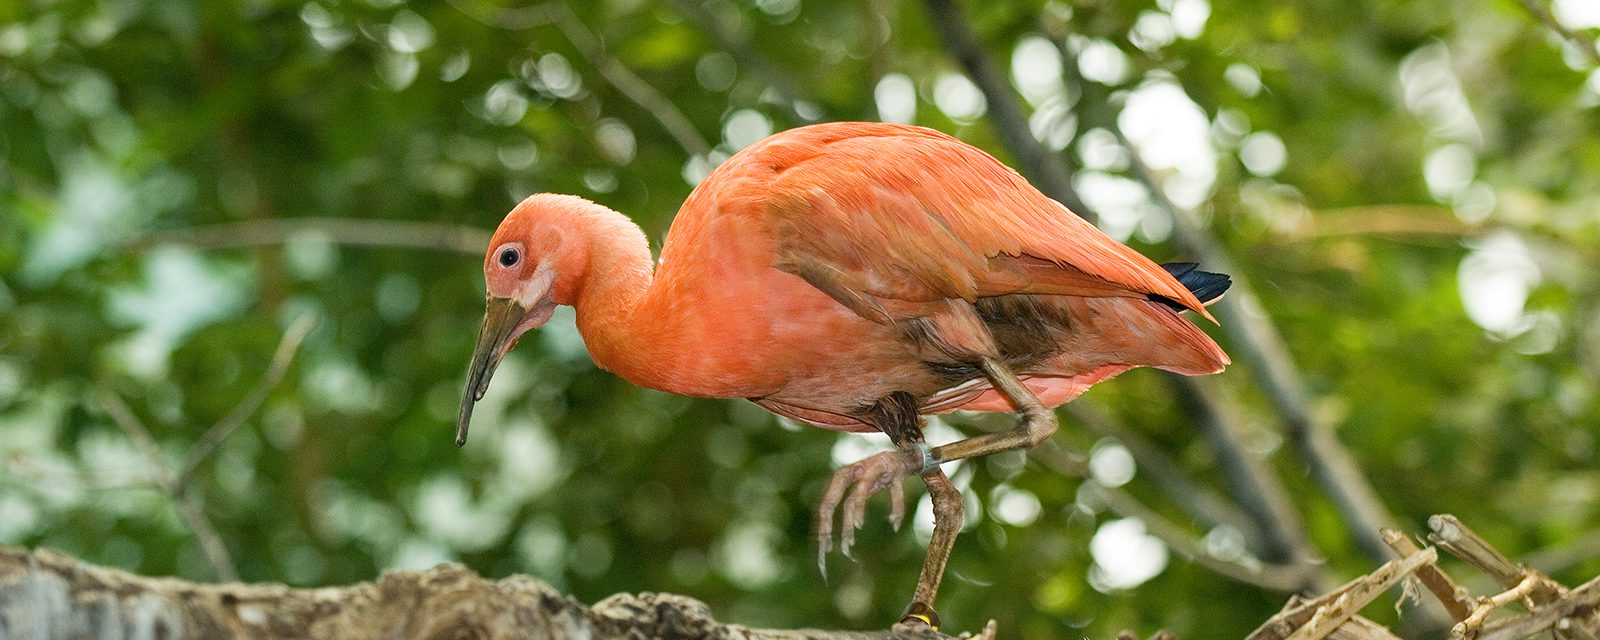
left=1161, top=262, right=1200, bottom=279
left=1153, top=261, right=1232, bottom=311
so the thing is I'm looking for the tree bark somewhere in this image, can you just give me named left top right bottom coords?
left=0, top=546, right=938, bottom=640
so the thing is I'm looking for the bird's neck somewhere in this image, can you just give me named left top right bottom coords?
left=569, top=209, right=668, bottom=389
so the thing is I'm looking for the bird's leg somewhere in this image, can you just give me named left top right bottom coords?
left=928, top=357, right=1058, bottom=465
left=887, top=357, right=1048, bottom=631
left=894, top=466, right=963, bottom=633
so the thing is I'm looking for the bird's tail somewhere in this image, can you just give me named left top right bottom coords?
left=1150, top=262, right=1231, bottom=311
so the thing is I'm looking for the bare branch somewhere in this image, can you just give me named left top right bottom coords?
left=1168, top=376, right=1326, bottom=584
left=1064, top=400, right=1262, bottom=545
left=919, top=0, right=1090, bottom=221
left=1083, top=482, right=1316, bottom=592
left=1515, top=0, right=1600, bottom=67
left=133, top=218, right=491, bottom=255
left=1477, top=575, right=1600, bottom=640
left=177, top=314, right=317, bottom=490
left=1024, top=433, right=1314, bottom=592
left=1277, top=204, right=1479, bottom=242
left=98, top=392, right=239, bottom=583
left=1245, top=548, right=1438, bottom=640
left=3, top=456, right=160, bottom=492
left=1380, top=528, right=1474, bottom=621
left=439, top=0, right=562, bottom=30
left=1427, top=515, right=1541, bottom=593
left=1117, top=130, right=1402, bottom=567
left=660, top=0, right=819, bottom=124
left=544, top=5, right=713, bottom=157
left=1323, top=616, right=1406, bottom=640
left=446, top=0, right=713, bottom=157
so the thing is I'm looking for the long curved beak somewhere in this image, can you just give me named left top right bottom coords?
left=457, top=296, right=529, bottom=447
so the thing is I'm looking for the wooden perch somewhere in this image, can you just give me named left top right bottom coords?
left=0, top=546, right=954, bottom=640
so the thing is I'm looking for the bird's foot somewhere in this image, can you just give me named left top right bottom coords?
left=816, top=445, right=933, bottom=574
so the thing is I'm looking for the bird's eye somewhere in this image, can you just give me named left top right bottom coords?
left=498, top=247, right=520, bottom=268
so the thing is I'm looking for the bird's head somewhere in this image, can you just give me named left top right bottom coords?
left=457, top=193, right=599, bottom=446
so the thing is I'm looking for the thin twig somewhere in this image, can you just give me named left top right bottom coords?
left=1476, top=575, right=1600, bottom=640
left=446, top=0, right=713, bottom=157
left=1515, top=0, right=1600, bottom=67
left=1280, top=204, right=1478, bottom=241
left=1084, top=482, right=1315, bottom=592
left=543, top=4, right=713, bottom=157
left=1246, top=547, right=1438, bottom=640
left=176, top=314, right=317, bottom=490
left=1064, top=400, right=1263, bottom=546
left=98, top=393, right=167, bottom=480
left=132, top=218, right=491, bottom=255
left=1380, top=528, right=1474, bottom=620
left=920, top=0, right=1091, bottom=221
left=439, top=0, right=562, bottom=29
left=1169, top=375, right=1325, bottom=581
left=99, top=392, right=240, bottom=583
left=2, top=456, right=160, bottom=492
left=660, top=0, right=817, bottom=124
left=1325, top=615, right=1407, bottom=640
left=1026, top=434, right=1313, bottom=592
left=1428, top=515, right=1600, bottom=639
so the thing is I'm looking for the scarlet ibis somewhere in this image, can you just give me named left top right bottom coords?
left=458, top=122, right=1229, bottom=630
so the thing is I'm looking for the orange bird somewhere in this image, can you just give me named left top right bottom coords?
left=457, top=122, right=1229, bottom=630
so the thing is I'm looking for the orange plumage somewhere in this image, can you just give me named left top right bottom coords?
left=458, top=121, right=1229, bottom=629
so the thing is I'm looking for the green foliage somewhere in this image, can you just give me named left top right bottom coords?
left=3, top=0, right=1599, bottom=637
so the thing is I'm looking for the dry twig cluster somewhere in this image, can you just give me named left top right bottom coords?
left=1245, top=515, right=1600, bottom=640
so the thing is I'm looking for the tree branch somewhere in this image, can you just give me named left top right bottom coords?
left=177, top=314, right=317, bottom=490
left=1515, top=0, right=1600, bottom=68
left=90, top=316, right=318, bottom=584
left=132, top=218, right=492, bottom=255
left=660, top=0, right=819, bottom=125
left=1063, top=401, right=1263, bottom=546
left=446, top=0, right=713, bottom=157
left=99, top=392, right=240, bottom=583
left=1082, top=482, right=1318, bottom=592
left=1118, top=137, right=1403, bottom=566
left=919, top=0, right=1090, bottom=221
left=0, top=546, right=953, bottom=639
left=1167, top=376, right=1327, bottom=587
left=1023, top=438, right=1315, bottom=593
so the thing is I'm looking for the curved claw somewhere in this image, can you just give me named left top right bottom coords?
left=816, top=463, right=863, bottom=579
left=814, top=448, right=920, bottom=575
left=888, top=475, right=906, bottom=531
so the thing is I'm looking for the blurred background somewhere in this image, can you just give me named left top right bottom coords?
left=3, top=0, right=1599, bottom=636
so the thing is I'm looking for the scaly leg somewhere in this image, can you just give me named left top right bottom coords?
left=895, top=467, right=963, bottom=632
left=930, top=357, right=1058, bottom=465
left=817, top=357, right=1051, bottom=630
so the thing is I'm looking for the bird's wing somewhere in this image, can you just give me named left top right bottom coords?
left=761, top=126, right=1211, bottom=322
